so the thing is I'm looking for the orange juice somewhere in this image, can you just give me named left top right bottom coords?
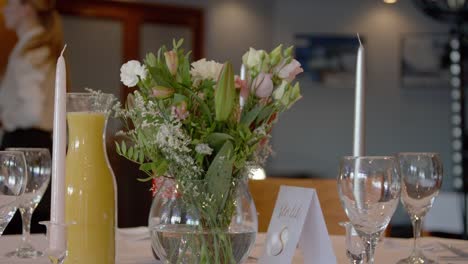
left=65, top=112, right=115, bottom=264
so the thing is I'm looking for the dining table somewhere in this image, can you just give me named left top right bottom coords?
left=0, top=228, right=467, bottom=263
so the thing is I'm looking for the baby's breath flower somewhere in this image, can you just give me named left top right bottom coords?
left=195, top=144, right=213, bottom=155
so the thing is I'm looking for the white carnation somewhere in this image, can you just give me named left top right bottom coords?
left=120, top=60, right=148, bottom=87
left=190, top=59, right=223, bottom=82
left=195, top=143, right=213, bottom=155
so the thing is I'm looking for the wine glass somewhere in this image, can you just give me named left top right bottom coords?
left=5, top=148, right=51, bottom=258
left=39, top=221, right=71, bottom=264
left=339, top=221, right=365, bottom=264
left=338, top=156, right=401, bottom=264
left=396, top=152, right=443, bottom=264
left=0, top=151, right=28, bottom=236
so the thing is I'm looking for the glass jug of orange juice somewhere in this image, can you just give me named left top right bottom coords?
left=65, top=92, right=116, bottom=264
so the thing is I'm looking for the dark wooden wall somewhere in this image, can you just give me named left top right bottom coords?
left=57, top=0, right=205, bottom=227
left=57, top=0, right=204, bottom=102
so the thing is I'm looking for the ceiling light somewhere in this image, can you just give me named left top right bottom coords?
left=383, top=0, right=398, bottom=4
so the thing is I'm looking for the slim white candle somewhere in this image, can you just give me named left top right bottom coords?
left=50, top=45, right=67, bottom=248
left=353, top=35, right=366, bottom=157
left=240, top=64, right=246, bottom=80
left=240, top=64, right=246, bottom=108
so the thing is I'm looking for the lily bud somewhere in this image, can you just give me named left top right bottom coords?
left=126, top=93, right=135, bottom=110
left=269, top=44, right=283, bottom=67
left=273, top=80, right=287, bottom=101
left=164, top=50, right=178, bottom=76
left=215, top=62, right=235, bottom=122
left=289, top=82, right=302, bottom=106
left=284, top=46, right=294, bottom=57
left=281, top=82, right=302, bottom=109
left=152, top=86, right=174, bottom=99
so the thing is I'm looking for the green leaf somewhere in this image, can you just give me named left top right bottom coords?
left=238, top=124, right=251, bottom=140
left=139, top=162, right=153, bottom=172
left=215, top=62, right=235, bottom=122
left=115, top=142, right=121, bottom=155
left=256, top=105, right=275, bottom=125
left=173, top=93, right=188, bottom=105
left=206, top=133, right=234, bottom=152
left=132, top=148, right=139, bottom=161
left=128, top=147, right=134, bottom=160
left=138, top=151, right=145, bottom=163
left=155, top=160, right=168, bottom=176
left=137, top=175, right=155, bottom=182
left=240, top=105, right=263, bottom=126
left=151, top=163, right=158, bottom=172
left=205, top=141, right=234, bottom=215
left=179, top=85, right=212, bottom=124
left=121, top=141, right=127, bottom=156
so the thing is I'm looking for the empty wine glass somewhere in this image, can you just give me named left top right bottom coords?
left=5, top=148, right=51, bottom=258
left=396, top=152, right=443, bottom=264
left=338, top=156, right=401, bottom=264
left=40, top=221, right=71, bottom=264
left=0, top=151, right=27, bottom=236
left=339, top=221, right=365, bottom=264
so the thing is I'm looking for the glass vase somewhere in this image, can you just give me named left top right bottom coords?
left=64, top=93, right=116, bottom=264
left=148, top=176, right=258, bottom=264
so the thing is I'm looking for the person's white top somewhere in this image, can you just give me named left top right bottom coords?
left=0, top=26, right=55, bottom=132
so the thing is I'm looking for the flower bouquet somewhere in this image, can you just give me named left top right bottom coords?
left=115, top=39, right=303, bottom=264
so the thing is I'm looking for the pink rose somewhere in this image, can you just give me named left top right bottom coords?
left=278, top=59, right=303, bottom=82
left=252, top=73, right=273, bottom=98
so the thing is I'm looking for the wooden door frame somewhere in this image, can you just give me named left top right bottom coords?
left=56, top=0, right=204, bottom=101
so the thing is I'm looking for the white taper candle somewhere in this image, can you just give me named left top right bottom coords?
left=353, top=35, right=366, bottom=157
left=50, top=45, right=67, bottom=248
left=240, top=64, right=246, bottom=108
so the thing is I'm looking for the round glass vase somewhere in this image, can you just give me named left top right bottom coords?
left=148, top=176, right=258, bottom=264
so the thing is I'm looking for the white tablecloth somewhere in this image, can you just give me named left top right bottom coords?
left=0, top=229, right=467, bottom=263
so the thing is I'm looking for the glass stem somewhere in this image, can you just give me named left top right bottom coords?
left=19, top=207, right=34, bottom=249
left=411, top=216, right=423, bottom=257
left=363, top=234, right=377, bottom=264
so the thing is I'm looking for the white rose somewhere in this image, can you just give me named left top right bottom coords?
left=120, top=60, right=148, bottom=87
left=242, top=47, right=264, bottom=69
left=190, top=59, right=223, bottom=82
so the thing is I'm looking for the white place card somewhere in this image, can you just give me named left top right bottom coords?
left=258, top=186, right=336, bottom=264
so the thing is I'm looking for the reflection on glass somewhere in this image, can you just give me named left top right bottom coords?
left=0, top=151, right=27, bottom=236
left=338, top=156, right=401, bottom=264
left=396, top=152, right=442, bottom=264
left=5, top=148, right=51, bottom=259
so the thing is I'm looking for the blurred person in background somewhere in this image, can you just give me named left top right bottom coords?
left=1, top=0, right=63, bottom=234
